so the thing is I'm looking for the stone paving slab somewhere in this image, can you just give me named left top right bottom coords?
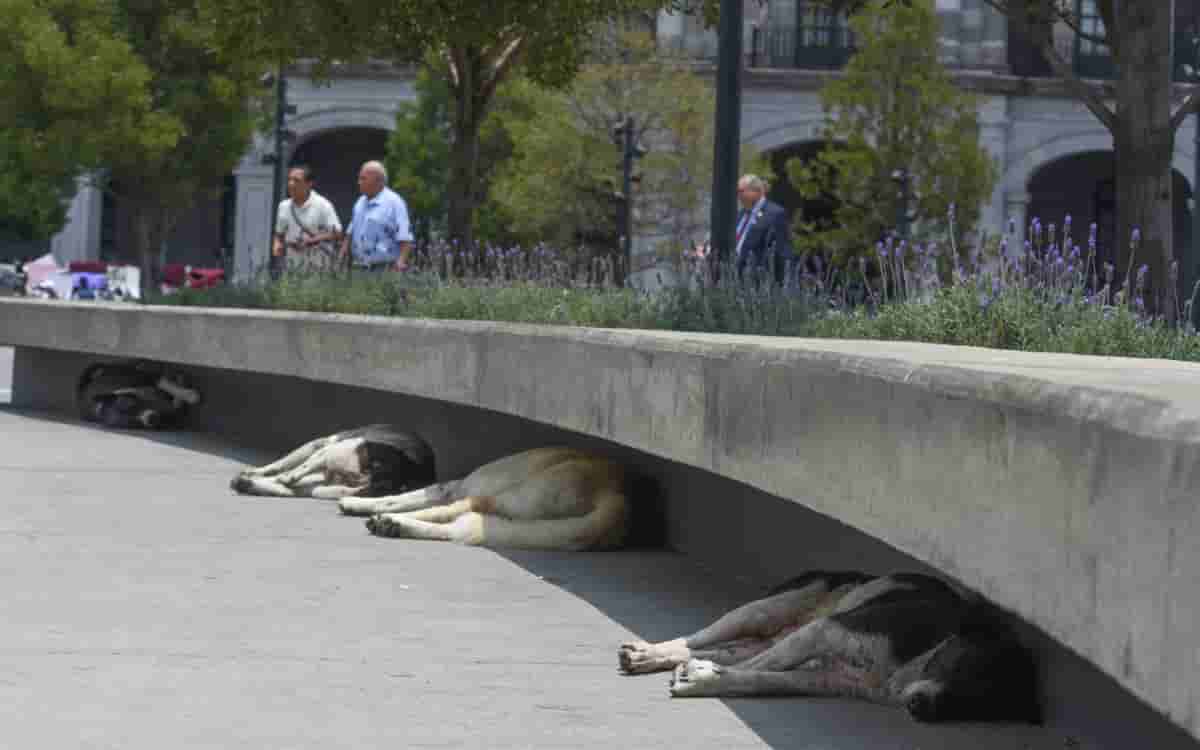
left=0, top=406, right=1063, bottom=749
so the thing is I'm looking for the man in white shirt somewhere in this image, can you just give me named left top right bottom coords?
left=273, top=165, right=343, bottom=274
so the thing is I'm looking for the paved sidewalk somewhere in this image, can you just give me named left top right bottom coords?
left=0, top=403, right=1062, bottom=749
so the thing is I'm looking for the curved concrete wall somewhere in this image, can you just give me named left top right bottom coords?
left=2, top=298, right=1199, bottom=740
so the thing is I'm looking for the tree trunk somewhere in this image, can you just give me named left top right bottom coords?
left=130, top=202, right=166, bottom=300
left=447, top=109, right=482, bottom=261
left=1113, top=130, right=1174, bottom=314
left=1111, top=1, right=1176, bottom=319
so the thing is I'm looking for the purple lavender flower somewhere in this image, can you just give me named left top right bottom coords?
left=1137, top=264, right=1149, bottom=283
left=1069, top=245, right=1081, bottom=261
left=1170, top=260, right=1179, bottom=281
left=1104, top=262, right=1114, bottom=283
left=1131, top=227, right=1142, bottom=244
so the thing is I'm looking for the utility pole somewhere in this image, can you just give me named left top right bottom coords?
left=709, top=0, right=744, bottom=265
left=612, top=115, right=646, bottom=283
left=1191, top=27, right=1200, bottom=326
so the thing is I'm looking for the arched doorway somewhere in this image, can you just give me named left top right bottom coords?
left=1027, top=152, right=1192, bottom=272
left=288, top=128, right=391, bottom=232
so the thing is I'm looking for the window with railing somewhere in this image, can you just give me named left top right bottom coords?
left=1073, top=0, right=1114, bottom=79
left=753, top=1, right=854, bottom=69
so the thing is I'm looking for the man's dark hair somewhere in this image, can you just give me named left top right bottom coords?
left=289, top=164, right=315, bottom=183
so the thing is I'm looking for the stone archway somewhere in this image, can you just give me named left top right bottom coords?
left=1027, top=151, right=1192, bottom=272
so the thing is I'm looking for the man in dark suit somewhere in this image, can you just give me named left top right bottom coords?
left=733, top=174, right=793, bottom=284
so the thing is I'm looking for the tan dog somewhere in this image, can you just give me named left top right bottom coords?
left=339, top=447, right=630, bottom=551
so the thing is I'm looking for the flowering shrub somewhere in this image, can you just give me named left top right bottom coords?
left=153, top=221, right=1200, bottom=362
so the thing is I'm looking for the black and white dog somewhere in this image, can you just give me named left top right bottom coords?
left=230, top=424, right=437, bottom=500
left=76, top=360, right=202, bottom=430
left=619, top=571, right=1041, bottom=725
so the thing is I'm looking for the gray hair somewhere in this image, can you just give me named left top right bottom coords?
left=738, top=174, right=767, bottom=192
left=362, top=160, right=388, bottom=184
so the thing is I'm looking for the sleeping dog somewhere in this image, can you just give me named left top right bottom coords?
left=231, top=424, right=437, bottom=500
left=619, top=571, right=1041, bottom=725
left=77, top=360, right=202, bottom=430
left=339, top=447, right=630, bottom=551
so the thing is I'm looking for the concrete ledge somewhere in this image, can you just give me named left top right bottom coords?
left=3, top=298, right=1200, bottom=740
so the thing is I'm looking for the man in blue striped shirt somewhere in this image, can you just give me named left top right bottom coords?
left=339, top=160, right=414, bottom=272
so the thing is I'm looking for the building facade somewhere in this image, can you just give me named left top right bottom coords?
left=43, top=1, right=1200, bottom=281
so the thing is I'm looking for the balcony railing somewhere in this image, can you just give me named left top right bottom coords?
left=749, top=27, right=855, bottom=70
left=1020, top=31, right=1197, bottom=82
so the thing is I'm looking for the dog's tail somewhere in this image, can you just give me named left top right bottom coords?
left=478, top=489, right=630, bottom=551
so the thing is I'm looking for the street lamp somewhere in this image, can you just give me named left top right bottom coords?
left=709, top=0, right=744, bottom=267
left=259, top=66, right=297, bottom=278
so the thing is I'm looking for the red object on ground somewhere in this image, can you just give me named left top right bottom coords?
left=186, top=268, right=224, bottom=289
left=160, top=264, right=188, bottom=287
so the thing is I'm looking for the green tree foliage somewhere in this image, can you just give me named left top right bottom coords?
left=0, top=0, right=269, bottom=291
left=101, top=1, right=267, bottom=291
left=202, top=0, right=669, bottom=255
left=490, top=29, right=769, bottom=269
left=0, top=0, right=156, bottom=240
left=786, top=0, right=997, bottom=263
left=383, top=62, right=541, bottom=249
left=384, top=66, right=452, bottom=248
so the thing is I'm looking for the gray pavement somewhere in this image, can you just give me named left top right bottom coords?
left=0, top=349, right=1063, bottom=749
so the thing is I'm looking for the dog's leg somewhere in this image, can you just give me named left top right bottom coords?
left=620, top=581, right=838, bottom=675
left=310, top=484, right=365, bottom=500
left=229, top=475, right=297, bottom=497
left=338, top=481, right=460, bottom=516
left=289, top=472, right=327, bottom=495
left=239, top=434, right=335, bottom=478
left=366, top=512, right=482, bottom=543
left=398, top=496, right=495, bottom=524
left=668, top=657, right=885, bottom=701
left=275, top=446, right=336, bottom=486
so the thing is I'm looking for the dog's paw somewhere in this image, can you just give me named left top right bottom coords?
left=619, top=640, right=685, bottom=675
left=230, top=475, right=254, bottom=494
left=366, top=513, right=408, bottom=538
left=669, top=659, right=722, bottom=698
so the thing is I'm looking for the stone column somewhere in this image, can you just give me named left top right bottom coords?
left=233, top=160, right=275, bottom=283
left=974, top=96, right=1010, bottom=245
left=48, top=175, right=103, bottom=265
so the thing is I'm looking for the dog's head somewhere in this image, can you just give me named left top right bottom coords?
left=354, top=437, right=438, bottom=497
left=901, top=611, right=1041, bottom=725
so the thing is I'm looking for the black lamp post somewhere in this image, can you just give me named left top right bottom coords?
left=710, top=0, right=744, bottom=266
left=1190, top=31, right=1200, bottom=326
left=260, top=65, right=296, bottom=279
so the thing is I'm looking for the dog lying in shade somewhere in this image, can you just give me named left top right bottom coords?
left=619, top=570, right=1041, bottom=725
left=230, top=425, right=437, bottom=500
left=77, top=360, right=202, bottom=430
left=338, top=447, right=630, bottom=551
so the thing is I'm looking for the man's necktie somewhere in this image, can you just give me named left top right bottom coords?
left=735, top=210, right=750, bottom=247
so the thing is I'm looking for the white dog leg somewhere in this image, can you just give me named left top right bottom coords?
left=240, top=435, right=335, bottom=478
left=620, top=581, right=850, bottom=675
left=231, top=476, right=297, bottom=497
left=365, top=512, right=483, bottom=544
left=310, top=484, right=364, bottom=500
left=275, top=446, right=336, bottom=486
left=338, top=481, right=459, bottom=517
